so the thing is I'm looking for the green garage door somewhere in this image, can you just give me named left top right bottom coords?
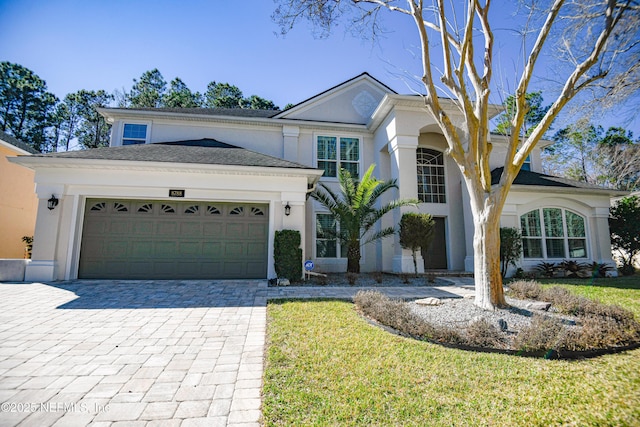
left=79, top=199, right=269, bottom=279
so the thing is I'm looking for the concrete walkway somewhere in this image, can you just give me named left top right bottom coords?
left=0, top=280, right=471, bottom=426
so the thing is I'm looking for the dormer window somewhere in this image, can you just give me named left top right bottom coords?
left=122, top=124, right=147, bottom=145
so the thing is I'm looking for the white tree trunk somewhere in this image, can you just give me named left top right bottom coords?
left=471, top=207, right=506, bottom=310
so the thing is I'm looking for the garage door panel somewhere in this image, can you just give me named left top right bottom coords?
left=247, top=223, right=267, bottom=238
left=130, top=241, right=153, bottom=258
left=202, top=242, right=223, bottom=257
left=180, top=222, right=201, bottom=236
left=105, top=241, right=128, bottom=258
left=203, top=223, right=223, bottom=236
left=129, top=261, right=153, bottom=276
left=155, top=241, right=176, bottom=257
left=247, top=242, right=266, bottom=257
left=178, top=242, right=201, bottom=256
left=109, top=220, right=131, bottom=234
left=79, top=199, right=268, bottom=279
left=134, top=221, right=154, bottom=235
left=225, top=242, right=244, bottom=257
left=157, top=222, right=178, bottom=235
left=225, top=223, right=245, bottom=238
left=246, top=261, right=267, bottom=276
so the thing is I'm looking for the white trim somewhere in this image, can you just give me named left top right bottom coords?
left=0, top=138, right=33, bottom=155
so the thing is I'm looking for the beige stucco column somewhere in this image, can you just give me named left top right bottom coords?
left=388, top=134, right=422, bottom=274
left=25, top=186, right=64, bottom=282
left=282, top=125, right=300, bottom=162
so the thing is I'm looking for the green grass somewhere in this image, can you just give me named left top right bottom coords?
left=537, top=274, right=640, bottom=315
left=263, top=277, right=640, bottom=426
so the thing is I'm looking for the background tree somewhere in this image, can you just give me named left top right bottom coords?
left=494, top=92, right=550, bottom=137
left=596, top=128, right=640, bottom=191
left=57, top=92, right=85, bottom=151
left=242, top=94, right=279, bottom=110
left=399, top=212, right=435, bottom=276
left=127, top=69, right=167, bottom=108
left=163, top=78, right=202, bottom=108
left=610, top=196, right=640, bottom=276
left=312, top=164, right=417, bottom=273
left=74, top=90, right=113, bottom=149
left=543, top=122, right=639, bottom=190
left=548, top=119, right=602, bottom=183
left=204, top=81, right=244, bottom=108
left=0, top=61, right=58, bottom=152
left=499, top=227, right=523, bottom=278
left=274, top=0, right=640, bottom=309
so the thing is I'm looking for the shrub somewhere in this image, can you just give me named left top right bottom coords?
left=540, top=286, right=591, bottom=315
left=590, top=262, right=615, bottom=278
left=507, top=280, right=542, bottom=300
left=559, top=260, right=591, bottom=278
left=534, top=261, right=557, bottom=278
left=400, top=273, right=410, bottom=284
left=466, top=318, right=504, bottom=348
left=514, top=315, right=565, bottom=352
left=500, top=227, right=523, bottom=278
left=274, top=230, right=302, bottom=282
left=399, top=212, right=435, bottom=277
left=354, top=291, right=460, bottom=342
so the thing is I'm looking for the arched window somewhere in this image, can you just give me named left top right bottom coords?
left=417, top=148, right=446, bottom=203
left=520, top=208, right=587, bottom=259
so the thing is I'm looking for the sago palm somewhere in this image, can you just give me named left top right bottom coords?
left=311, top=164, right=417, bottom=273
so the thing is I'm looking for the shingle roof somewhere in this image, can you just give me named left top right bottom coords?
left=491, top=167, right=611, bottom=191
left=0, top=130, right=38, bottom=154
left=106, top=107, right=279, bottom=118
left=31, top=138, right=317, bottom=170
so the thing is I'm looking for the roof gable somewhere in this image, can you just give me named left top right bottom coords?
left=274, top=72, right=395, bottom=125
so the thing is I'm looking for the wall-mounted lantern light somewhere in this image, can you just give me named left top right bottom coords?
left=284, top=203, right=291, bottom=216
left=47, top=195, right=59, bottom=210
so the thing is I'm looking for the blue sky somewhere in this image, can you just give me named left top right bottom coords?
left=1, top=0, right=637, bottom=135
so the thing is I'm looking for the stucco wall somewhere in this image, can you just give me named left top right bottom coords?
left=0, top=145, right=37, bottom=258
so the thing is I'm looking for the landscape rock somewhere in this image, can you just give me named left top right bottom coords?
left=525, top=301, right=552, bottom=311
left=277, top=278, right=291, bottom=286
left=415, top=297, right=443, bottom=306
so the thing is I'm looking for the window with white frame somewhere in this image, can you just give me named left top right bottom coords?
left=317, top=135, right=360, bottom=178
left=417, top=148, right=446, bottom=203
left=316, top=213, right=346, bottom=258
left=520, top=208, right=587, bottom=259
left=122, top=123, right=148, bottom=145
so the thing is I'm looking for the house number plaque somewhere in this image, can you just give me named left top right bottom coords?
left=169, top=189, right=185, bottom=197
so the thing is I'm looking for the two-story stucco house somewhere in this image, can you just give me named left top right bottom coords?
left=10, top=73, right=622, bottom=282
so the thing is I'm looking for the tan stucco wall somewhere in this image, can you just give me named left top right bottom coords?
left=0, top=145, right=37, bottom=258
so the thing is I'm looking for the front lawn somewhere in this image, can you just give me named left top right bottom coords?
left=263, top=277, right=640, bottom=426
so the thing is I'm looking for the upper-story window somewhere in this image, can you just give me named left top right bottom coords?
left=122, top=124, right=148, bottom=145
left=317, top=136, right=360, bottom=178
left=417, top=148, right=446, bottom=203
left=522, top=155, right=532, bottom=171
left=520, top=208, right=587, bottom=259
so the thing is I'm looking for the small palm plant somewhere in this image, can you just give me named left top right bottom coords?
left=311, top=164, right=417, bottom=273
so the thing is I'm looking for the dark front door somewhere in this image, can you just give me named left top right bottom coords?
left=422, top=216, right=447, bottom=270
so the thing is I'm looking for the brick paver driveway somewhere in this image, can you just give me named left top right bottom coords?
left=0, top=281, right=267, bottom=427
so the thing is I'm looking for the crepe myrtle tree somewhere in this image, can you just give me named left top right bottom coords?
left=274, top=0, right=640, bottom=309
left=312, top=164, right=418, bottom=273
